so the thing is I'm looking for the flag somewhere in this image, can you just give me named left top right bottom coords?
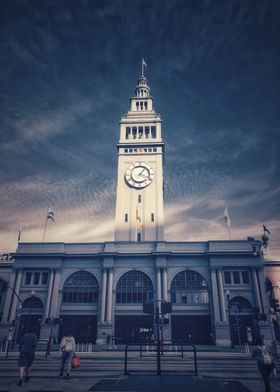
left=263, top=225, right=271, bottom=235
left=47, top=208, right=54, bottom=222
left=142, top=58, right=148, bottom=69
left=17, top=226, right=21, bottom=242
left=224, top=206, right=231, bottom=228
left=136, top=207, right=144, bottom=229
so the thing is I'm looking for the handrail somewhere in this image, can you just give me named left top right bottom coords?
left=124, top=343, right=198, bottom=376
left=191, top=344, right=198, bottom=376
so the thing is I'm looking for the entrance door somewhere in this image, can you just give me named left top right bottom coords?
left=171, top=315, right=211, bottom=344
left=115, top=315, right=154, bottom=343
left=59, top=315, right=97, bottom=343
left=19, top=314, right=42, bottom=341
left=229, top=314, right=257, bottom=345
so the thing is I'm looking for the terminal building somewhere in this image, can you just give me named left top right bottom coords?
left=0, top=70, right=279, bottom=346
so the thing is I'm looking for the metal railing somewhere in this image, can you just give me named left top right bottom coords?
left=124, top=343, right=198, bottom=376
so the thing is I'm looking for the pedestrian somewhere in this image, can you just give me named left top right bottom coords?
left=252, top=337, right=275, bottom=392
left=17, top=331, right=37, bottom=386
left=59, top=333, right=76, bottom=380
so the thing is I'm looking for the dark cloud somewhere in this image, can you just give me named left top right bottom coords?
left=0, top=0, right=279, bottom=257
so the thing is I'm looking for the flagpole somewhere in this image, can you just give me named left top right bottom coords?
left=228, top=225, right=232, bottom=241
left=142, top=58, right=144, bottom=76
left=42, top=217, right=48, bottom=242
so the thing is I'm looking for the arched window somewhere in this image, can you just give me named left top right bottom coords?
left=62, top=271, right=99, bottom=304
left=116, top=270, right=153, bottom=304
left=229, top=296, right=252, bottom=312
left=22, top=296, right=43, bottom=309
left=171, top=270, right=209, bottom=304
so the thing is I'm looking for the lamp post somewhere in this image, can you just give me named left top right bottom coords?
left=225, top=289, right=241, bottom=349
left=2, top=285, right=23, bottom=346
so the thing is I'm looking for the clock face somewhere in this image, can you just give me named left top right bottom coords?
left=125, top=162, right=154, bottom=188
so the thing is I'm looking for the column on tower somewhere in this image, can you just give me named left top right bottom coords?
left=156, top=267, right=162, bottom=302
left=162, top=268, right=168, bottom=301
left=106, top=268, right=114, bottom=323
left=217, top=268, right=227, bottom=322
left=210, top=267, right=221, bottom=324
left=252, top=267, right=263, bottom=312
left=2, top=270, right=17, bottom=322
left=44, top=269, right=55, bottom=320
left=99, top=268, right=108, bottom=323
left=8, top=269, right=22, bottom=322
left=49, top=268, right=62, bottom=319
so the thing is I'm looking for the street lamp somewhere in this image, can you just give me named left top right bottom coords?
left=225, top=289, right=242, bottom=349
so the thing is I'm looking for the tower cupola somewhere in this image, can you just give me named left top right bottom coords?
left=135, top=76, right=151, bottom=98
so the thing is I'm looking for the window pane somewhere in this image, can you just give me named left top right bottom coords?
left=33, top=272, right=40, bottom=285
left=42, top=272, right=49, bottom=285
left=62, top=271, right=99, bottom=303
left=242, top=271, right=249, bottom=284
left=224, top=271, right=231, bottom=284
left=233, top=271, right=240, bottom=284
left=25, top=272, right=32, bottom=285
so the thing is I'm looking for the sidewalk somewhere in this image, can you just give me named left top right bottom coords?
left=0, top=374, right=251, bottom=392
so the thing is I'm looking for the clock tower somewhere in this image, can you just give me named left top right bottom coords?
left=114, top=68, right=164, bottom=241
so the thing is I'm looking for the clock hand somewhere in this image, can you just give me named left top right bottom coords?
left=139, top=173, right=149, bottom=179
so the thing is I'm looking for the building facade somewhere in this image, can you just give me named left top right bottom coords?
left=0, top=71, right=279, bottom=346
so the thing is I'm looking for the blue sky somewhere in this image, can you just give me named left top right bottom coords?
left=0, top=0, right=279, bottom=258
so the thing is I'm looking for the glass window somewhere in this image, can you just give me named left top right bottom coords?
left=137, top=233, right=141, bottom=242
left=151, top=126, right=156, bottom=138
left=25, top=272, right=32, bottom=285
left=242, top=271, right=249, bottom=284
left=125, top=213, right=128, bottom=222
left=33, top=272, right=40, bottom=285
left=145, top=127, right=149, bottom=138
left=116, top=270, right=154, bottom=304
left=170, top=270, right=209, bottom=304
left=224, top=271, right=231, bottom=284
left=62, top=271, right=99, bottom=304
left=125, top=127, right=131, bottom=139
left=132, top=127, right=137, bottom=139
left=42, top=272, right=49, bottom=285
left=233, top=271, right=240, bottom=284
left=125, top=149, right=128, bottom=153
left=129, top=149, right=133, bottom=153
left=138, top=195, right=141, bottom=203
left=22, top=296, right=43, bottom=309
left=151, top=213, right=154, bottom=222
left=153, top=148, right=156, bottom=152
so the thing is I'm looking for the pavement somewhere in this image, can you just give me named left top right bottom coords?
left=0, top=349, right=280, bottom=392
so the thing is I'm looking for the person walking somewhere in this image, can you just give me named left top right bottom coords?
left=59, top=333, right=75, bottom=380
left=252, top=337, right=275, bottom=392
left=17, top=331, right=37, bottom=386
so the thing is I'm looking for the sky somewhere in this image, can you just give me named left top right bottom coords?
left=0, top=0, right=279, bottom=258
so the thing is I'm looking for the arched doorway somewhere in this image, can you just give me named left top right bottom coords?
left=59, top=271, right=99, bottom=343
left=115, top=270, right=154, bottom=343
left=170, top=270, right=211, bottom=344
left=228, top=296, right=256, bottom=345
left=20, top=296, right=44, bottom=339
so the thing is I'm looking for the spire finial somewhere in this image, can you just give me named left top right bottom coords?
left=142, top=58, right=148, bottom=76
